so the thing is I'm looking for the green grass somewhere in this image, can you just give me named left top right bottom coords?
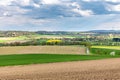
left=90, top=48, right=120, bottom=55
left=0, top=54, right=119, bottom=66
left=90, top=46, right=120, bottom=55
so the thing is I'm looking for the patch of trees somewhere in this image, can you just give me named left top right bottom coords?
left=0, top=38, right=92, bottom=47
left=0, top=31, right=35, bottom=37
left=113, top=38, right=120, bottom=42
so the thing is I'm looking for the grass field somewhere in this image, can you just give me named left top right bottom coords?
left=91, top=46, right=120, bottom=55
left=0, top=54, right=119, bottom=66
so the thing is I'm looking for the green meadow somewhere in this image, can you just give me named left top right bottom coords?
left=91, top=46, right=120, bottom=55
left=0, top=54, right=119, bottom=66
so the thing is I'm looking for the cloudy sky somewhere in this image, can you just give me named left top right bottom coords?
left=0, top=0, right=120, bottom=31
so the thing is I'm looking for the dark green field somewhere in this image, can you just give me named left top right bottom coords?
left=0, top=54, right=119, bottom=66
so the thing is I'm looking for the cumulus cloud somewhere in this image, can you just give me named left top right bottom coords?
left=105, top=0, right=120, bottom=3
left=0, top=0, right=14, bottom=6
left=0, top=0, right=120, bottom=31
left=72, top=8, right=93, bottom=16
left=106, top=4, right=120, bottom=12
left=0, top=0, right=120, bottom=18
left=41, top=0, right=61, bottom=4
left=83, top=0, right=120, bottom=3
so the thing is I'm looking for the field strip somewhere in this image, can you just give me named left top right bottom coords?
left=0, top=58, right=120, bottom=79
left=92, top=46, right=120, bottom=50
left=0, top=46, right=85, bottom=55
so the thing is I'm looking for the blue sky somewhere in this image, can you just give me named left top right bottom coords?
left=0, top=0, right=120, bottom=31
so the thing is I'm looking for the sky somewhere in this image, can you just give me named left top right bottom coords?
left=0, top=0, right=120, bottom=31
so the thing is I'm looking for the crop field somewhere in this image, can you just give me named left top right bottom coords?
left=0, top=54, right=119, bottom=67
left=0, top=56, right=120, bottom=80
left=0, top=46, right=85, bottom=55
left=0, top=43, right=119, bottom=79
left=0, top=36, right=29, bottom=43
left=92, top=46, right=120, bottom=50
left=0, top=34, right=76, bottom=43
left=0, top=46, right=119, bottom=80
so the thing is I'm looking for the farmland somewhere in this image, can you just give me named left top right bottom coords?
left=90, top=46, right=120, bottom=55
left=0, top=36, right=29, bottom=43
left=0, top=58, right=120, bottom=79
left=0, top=46, right=85, bottom=55
left=0, top=34, right=76, bottom=43
left=0, top=30, right=120, bottom=46
left=92, top=46, right=120, bottom=50
left=0, top=54, right=119, bottom=67
left=0, top=31, right=119, bottom=80
left=0, top=45, right=119, bottom=67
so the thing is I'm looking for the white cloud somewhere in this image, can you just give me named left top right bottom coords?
left=72, top=8, right=93, bottom=16
left=0, top=5, right=29, bottom=17
left=0, top=0, right=15, bottom=6
left=83, top=0, right=98, bottom=2
left=33, top=3, right=40, bottom=8
left=41, top=0, right=61, bottom=4
left=18, top=0, right=31, bottom=6
left=70, top=2, right=93, bottom=16
left=106, top=4, right=120, bottom=12
left=105, top=0, right=120, bottom=3
left=11, top=0, right=34, bottom=6
left=83, top=0, right=120, bottom=2
left=0, top=0, right=120, bottom=18
left=71, top=2, right=80, bottom=9
left=3, top=12, right=10, bottom=16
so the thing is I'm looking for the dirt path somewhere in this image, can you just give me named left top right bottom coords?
left=0, top=58, right=120, bottom=80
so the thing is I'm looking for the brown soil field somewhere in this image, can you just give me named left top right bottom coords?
left=0, top=58, right=120, bottom=80
left=0, top=46, right=85, bottom=55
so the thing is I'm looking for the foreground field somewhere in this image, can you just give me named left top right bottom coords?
left=0, top=58, right=120, bottom=80
left=0, top=54, right=119, bottom=66
left=0, top=46, right=85, bottom=55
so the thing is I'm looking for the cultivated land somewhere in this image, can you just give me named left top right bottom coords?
left=92, top=46, right=120, bottom=50
left=0, top=36, right=28, bottom=43
left=0, top=35, right=76, bottom=43
left=0, top=54, right=118, bottom=66
left=0, top=58, right=120, bottom=80
left=0, top=46, right=85, bottom=55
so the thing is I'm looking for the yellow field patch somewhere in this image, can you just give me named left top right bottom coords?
left=92, top=46, right=120, bottom=50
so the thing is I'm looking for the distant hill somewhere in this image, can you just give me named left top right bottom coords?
left=0, top=31, right=35, bottom=37
left=0, top=30, right=119, bottom=37
left=88, top=30, right=120, bottom=33
left=36, top=31, right=75, bottom=35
